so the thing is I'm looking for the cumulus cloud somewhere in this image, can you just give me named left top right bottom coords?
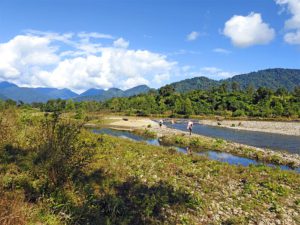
left=0, top=31, right=176, bottom=92
left=113, top=38, right=129, bottom=48
left=284, top=30, right=300, bottom=44
left=0, top=35, right=59, bottom=82
left=275, top=0, right=300, bottom=44
left=186, top=31, right=200, bottom=41
left=223, top=12, right=275, bottom=47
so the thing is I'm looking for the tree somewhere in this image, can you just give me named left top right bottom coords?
left=183, top=98, right=193, bottom=116
left=231, top=81, right=240, bottom=92
left=275, top=87, right=288, bottom=97
left=246, top=83, right=255, bottom=96
left=294, top=86, right=300, bottom=101
left=159, top=85, right=175, bottom=97
left=65, top=99, right=75, bottom=111
left=174, top=98, right=183, bottom=115
left=254, top=87, right=273, bottom=103
left=219, top=82, right=228, bottom=93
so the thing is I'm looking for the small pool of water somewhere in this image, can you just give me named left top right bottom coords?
left=92, top=128, right=300, bottom=173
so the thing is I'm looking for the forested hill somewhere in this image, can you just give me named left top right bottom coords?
left=227, top=68, right=300, bottom=91
left=167, top=76, right=219, bottom=93
left=167, top=68, right=300, bottom=92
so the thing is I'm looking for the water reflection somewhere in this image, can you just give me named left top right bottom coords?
left=92, top=128, right=300, bottom=173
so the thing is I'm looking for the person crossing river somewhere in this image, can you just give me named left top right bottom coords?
left=187, top=121, right=194, bottom=135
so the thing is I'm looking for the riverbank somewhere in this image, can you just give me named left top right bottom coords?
left=200, top=119, right=300, bottom=136
left=88, top=116, right=300, bottom=168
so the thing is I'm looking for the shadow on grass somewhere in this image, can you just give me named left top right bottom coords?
left=0, top=146, right=198, bottom=224
left=72, top=176, right=197, bottom=225
left=0, top=144, right=28, bottom=165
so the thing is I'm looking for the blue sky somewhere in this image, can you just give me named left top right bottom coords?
left=0, top=0, right=299, bottom=92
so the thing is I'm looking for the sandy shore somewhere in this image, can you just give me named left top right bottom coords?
left=200, top=119, right=300, bottom=136
left=108, top=116, right=159, bottom=129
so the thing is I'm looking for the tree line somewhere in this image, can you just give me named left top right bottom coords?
left=1, top=83, right=300, bottom=118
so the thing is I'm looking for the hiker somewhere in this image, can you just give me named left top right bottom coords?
left=159, top=119, right=163, bottom=128
left=187, top=121, right=193, bottom=135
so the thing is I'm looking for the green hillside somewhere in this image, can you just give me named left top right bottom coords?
left=227, top=68, right=300, bottom=91
left=165, top=68, right=300, bottom=93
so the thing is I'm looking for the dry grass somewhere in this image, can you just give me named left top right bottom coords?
left=0, top=192, right=31, bottom=225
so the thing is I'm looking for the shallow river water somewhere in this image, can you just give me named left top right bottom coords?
left=163, top=121, right=300, bottom=154
left=92, top=128, right=300, bottom=173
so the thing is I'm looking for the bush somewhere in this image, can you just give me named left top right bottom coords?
left=34, top=113, right=95, bottom=189
left=232, top=109, right=245, bottom=117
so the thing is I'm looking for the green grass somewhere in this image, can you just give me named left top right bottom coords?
left=159, top=134, right=299, bottom=168
left=0, top=109, right=299, bottom=224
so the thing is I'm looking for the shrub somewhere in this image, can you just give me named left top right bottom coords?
left=34, top=113, right=95, bottom=189
left=232, top=109, right=245, bottom=117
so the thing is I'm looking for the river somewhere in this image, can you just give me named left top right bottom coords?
left=163, top=121, right=300, bottom=154
left=92, top=128, right=300, bottom=173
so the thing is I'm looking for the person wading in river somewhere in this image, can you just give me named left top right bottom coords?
left=159, top=119, right=163, bottom=128
left=187, top=121, right=193, bottom=136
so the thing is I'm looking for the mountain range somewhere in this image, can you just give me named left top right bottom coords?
left=0, top=81, right=152, bottom=103
left=74, top=85, right=152, bottom=102
left=169, top=68, right=300, bottom=93
left=0, top=68, right=300, bottom=103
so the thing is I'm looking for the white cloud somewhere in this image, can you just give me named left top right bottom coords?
left=167, top=49, right=201, bottom=56
left=213, top=48, right=231, bottom=54
left=0, top=35, right=59, bottom=82
left=0, top=32, right=176, bottom=92
left=113, top=38, right=129, bottom=48
left=199, top=67, right=236, bottom=80
left=186, top=31, right=200, bottom=41
left=223, top=12, right=275, bottom=47
left=77, top=32, right=114, bottom=40
left=275, top=0, right=300, bottom=45
left=284, top=30, right=300, bottom=44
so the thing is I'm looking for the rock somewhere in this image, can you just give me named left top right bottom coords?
left=275, top=219, right=281, bottom=225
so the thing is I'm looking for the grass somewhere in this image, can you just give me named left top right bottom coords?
left=0, top=109, right=299, bottom=224
left=132, top=128, right=157, bottom=138
left=159, top=134, right=300, bottom=168
left=86, top=133, right=300, bottom=224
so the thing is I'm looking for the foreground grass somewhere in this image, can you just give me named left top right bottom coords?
left=0, top=109, right=300, bottom=224
left=87, top=133, right=300, bottom=224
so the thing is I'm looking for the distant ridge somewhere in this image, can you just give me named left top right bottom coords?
left=79, top=88, right=105, bottom=97
left=74, top=85, right=152, bottom=102
left=168, top=76, right=219, bottom=93
left=166, top=68, right=300, bottom=92
left=34, top=88, right=78, bottom=99
left=0, top=83, right=78, bottom=103
left=1, top=68, right=300, bottom=103
left=227, top=68, right=300, bottom=91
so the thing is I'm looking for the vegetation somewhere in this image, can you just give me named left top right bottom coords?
left=159, top=134, right=299, bottom=168
left=169, top=68, right=300, bottom=92
left=26, top=84, right=300, bottom=119
left=0, top=105, right=300, bottom=224
left=1, top=68, right=300, bottom=104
